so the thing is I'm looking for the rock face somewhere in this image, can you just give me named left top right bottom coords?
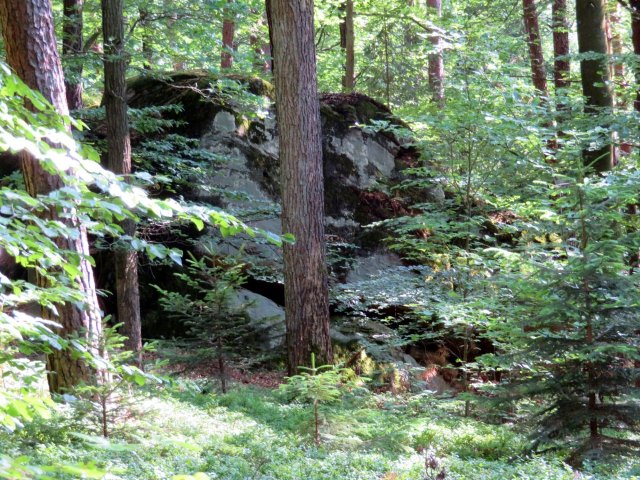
left=124, top=72, right=428, bottom=368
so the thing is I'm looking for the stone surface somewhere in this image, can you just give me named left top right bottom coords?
left=228, top=288, right=285, bottom=350
left=122, top=73, right=435, bottom=359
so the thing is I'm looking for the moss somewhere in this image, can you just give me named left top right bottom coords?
left=126, top=71, right=272, bottom=138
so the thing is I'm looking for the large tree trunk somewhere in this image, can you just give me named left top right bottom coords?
left=63, top=0, right=84, bottom=110
left=576, top=0, right=614, bottom=173
left=340, top=0, right=355, bottom=92
left=523, top=0, right=548, bottom=95
left=221, top=0, right=235, bottom=69
left=0, top=0, right=104, bottom=394
left=269, top=0, right=333, bottom=373
left=427, top=0, right=445, bottom=106
left=102, top=0, right=142, bottom=363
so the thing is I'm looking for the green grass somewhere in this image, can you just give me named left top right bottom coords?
left=1, top=381, right=638, bottom=479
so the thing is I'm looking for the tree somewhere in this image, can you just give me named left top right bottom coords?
left=576, top=0, right=614, bottom=172
left=221, top=0, right=236, bottom=69
left=552, top=0, right=569, bottom=92
left=427, top=0, right=445, bottom=106
left=340, top=0, right=355, bottom=92
left=630, top=1, right=640, bottom=112
left=102, top=0, right=142, bottom=363
left=0, top=0, right=104, bottom=394
left=62, top=0, right=84, bottom=110
left=522, top=0, right=547, bottom=95
left=268, top=0, right=333, bottom=372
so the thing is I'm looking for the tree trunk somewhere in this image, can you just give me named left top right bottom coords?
left=552, top=0, right=570, bottom=92
left=249, top=12, right=271, bottom=72
left=427, top=0, right=445, bottom=106
left=63, top=0, right=84, bottom=110
left=609, top=3, right=624, bottom=93
left=102, top=0, right=142, bottom=363
left=523, top=0, right=548, bottom=95
left=576, top=0, right=614, bottom=172
left=0, top=0, right=104, bottom=394
left=269, top=0, right=333, bottom=373
left=139, top=8, right=153, bottom=70
left=631, top=1, right=640, bottom=112
left=221, top=0, right=235, bottom=70
left=340, top=0, right=355, bottom=92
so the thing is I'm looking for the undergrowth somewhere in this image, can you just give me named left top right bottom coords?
left=2, top=379, right=638, bottom=479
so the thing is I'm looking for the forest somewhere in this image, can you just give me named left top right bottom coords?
left=1, top=0, right=640, bottom=478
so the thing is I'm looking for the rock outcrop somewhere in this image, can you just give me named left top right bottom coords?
left=117, top=72, right=438, bottom=374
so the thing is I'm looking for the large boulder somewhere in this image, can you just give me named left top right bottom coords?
left=120, top=72, right=428, bottom=359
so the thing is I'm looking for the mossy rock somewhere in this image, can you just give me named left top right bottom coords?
left=127, top=70, right=273, bottom=137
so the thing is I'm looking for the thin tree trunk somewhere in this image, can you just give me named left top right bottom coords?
left=63, top=0, right=84, bottom=110
left=383, top=20, right=391, bottom=108
left=631, top=1, right=640, bottom=112
left=552, top=0, right=570, bottom=92
left=523, top=0, right=548, bottom=95
left=164, top=0, right=184, bottom=70
left=0, top=0, right=104, bottom=394
left=221, top=0, right=235, bottom=70
left=576, top=0, right=614, bottom=173
left=102, top=0, right=142, bottom=364
left=139, top=8, right=153, bottom=70
left=610, top=3, right=625, bottom=93
left=265, top=0, right=274, bottom=73
left=340, top=0, right=355, bottom=92
left=269, top=0, right=333, bottom=373
left=630, top=0, right=640, bottom=385
left=427, top=0, right=445, bottom=106
left=249, top=12, right=271, bottom=72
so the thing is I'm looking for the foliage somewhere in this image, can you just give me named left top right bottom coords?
left=484, top=160, right=640, bottom=461
left=280, top=353, right=365, bottom=445
left=154, top=246, right=256, bottom=393
left=73, top=321, right=162, bottom=438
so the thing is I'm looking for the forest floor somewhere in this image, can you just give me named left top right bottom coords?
left=2, top=364, right=639, bottom=480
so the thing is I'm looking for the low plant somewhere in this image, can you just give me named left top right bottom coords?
left=279, top=353, right=364, bottom=446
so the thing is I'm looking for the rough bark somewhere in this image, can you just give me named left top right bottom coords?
left=221, top=0, right=235, bottom=69
left=576, top=0, right=614, bottom=172
left=340, top=0, right=355, bottom=92
left=523, top=0, right=548, bottom=95
left=102, top=0, right=142, bottom=362
left=552, top=0, right=570, bottom=95
left=0, top=0, right=104, bottom=394
left=427, top=0, right=445, bottom=106
left=63, top=0, right=84, bottom=110
left=269, top=0, right=333, bottom=373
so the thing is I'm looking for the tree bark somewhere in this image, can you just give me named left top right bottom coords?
left=340, top=0, right=355, bottom=92
left=576, top=0, right=614, bottom=172
left=269, top=0, right=333, bottom=373
left=102, top=0, right=142, bottom=363
left=552, top=0, right=570, bottom=98
left=523, top=0, right=548, bottom=95
left=221, top=0, right=235, bottom=69
left=427, top=0, right=445, bottom=106
left=62, top=0, right=84, bottom=110
left=0, top=0, right=104, bottom=394
left=631, top=1, right=640, bottom=112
